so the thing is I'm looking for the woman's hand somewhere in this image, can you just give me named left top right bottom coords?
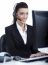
left=30, top=52, right=48, bottom=58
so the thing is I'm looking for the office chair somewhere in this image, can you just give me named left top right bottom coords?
left=0, top=34, right=6, bottom=52
left=32, top=10, right=48, bottom=48
left=0, top=39, right=1, bottom=52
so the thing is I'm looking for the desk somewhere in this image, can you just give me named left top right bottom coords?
left=38, top=47, right=48, bottom=53
left=0, top=60, right=48, bottom=65
left=0, top=47, right=48, bottom=65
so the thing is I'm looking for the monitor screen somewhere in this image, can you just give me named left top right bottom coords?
left=32, top=11, right=48, bottom=48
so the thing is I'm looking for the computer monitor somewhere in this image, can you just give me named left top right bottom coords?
left=32, top=10, right=48, bottom=48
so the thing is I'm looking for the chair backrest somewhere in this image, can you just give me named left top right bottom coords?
left=32, top=10, right=48, bottom=48
left=0, top=39, right=1, bottom=52
left=0, top=34, right=6, bottom=52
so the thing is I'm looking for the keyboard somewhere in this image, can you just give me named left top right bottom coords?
left=18, top=54, right=48, bottom=62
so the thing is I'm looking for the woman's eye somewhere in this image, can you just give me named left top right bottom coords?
left=26, top=13, right=28, bottom=15
left=20, top=13, right=24, bottom=15
left=20, top=13, right=28, bottom=15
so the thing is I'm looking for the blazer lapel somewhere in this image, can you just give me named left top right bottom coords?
left=11, top=24, right=24, bottom=45
left=27, top=26, right=30, bottom=45
left=11, top=24, right=33, bottom=45
left=27, top=25, right=33, bottom=45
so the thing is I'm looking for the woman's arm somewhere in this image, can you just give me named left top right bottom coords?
left=5, top=27, right=16, bottom=56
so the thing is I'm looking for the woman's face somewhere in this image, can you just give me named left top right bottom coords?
left=16, top=8, right=28, bottom=24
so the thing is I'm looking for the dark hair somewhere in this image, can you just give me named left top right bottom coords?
left=13, top=2, right=28, bottom=24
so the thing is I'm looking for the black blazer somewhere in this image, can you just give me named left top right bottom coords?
left=5, top=23, right=39, bottom=58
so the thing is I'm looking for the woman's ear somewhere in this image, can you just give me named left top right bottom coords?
left=16, top=13, right=18, bottom=16
left=16, top=13, right=18, bottom=18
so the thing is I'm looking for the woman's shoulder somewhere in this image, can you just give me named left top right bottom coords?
left=5, top=24, right=15, bottom=31
left=27, top=24, right=33, bottom=29
left=27, top=24, right=35, bottom=32
left=5, top=24, right=14, bottom=31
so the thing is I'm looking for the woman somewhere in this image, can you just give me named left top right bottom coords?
left=5, top=2, right=40, bottom=58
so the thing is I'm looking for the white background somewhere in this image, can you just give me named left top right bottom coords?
left=0, top=0, right=48, bottom=37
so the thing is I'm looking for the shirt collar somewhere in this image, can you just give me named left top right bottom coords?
left=16, top=21, right=27, bottom=32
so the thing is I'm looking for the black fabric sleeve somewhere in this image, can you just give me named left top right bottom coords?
left=5, top=27, right=16, bottom=56
left=30, top=27, right=40, bottom=54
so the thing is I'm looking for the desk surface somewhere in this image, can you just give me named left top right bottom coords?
left=0, top=60, right=48, bottom=65
left=0, top=47, right=48, bottom=65
left=38, top=47, right=48, bottom=53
